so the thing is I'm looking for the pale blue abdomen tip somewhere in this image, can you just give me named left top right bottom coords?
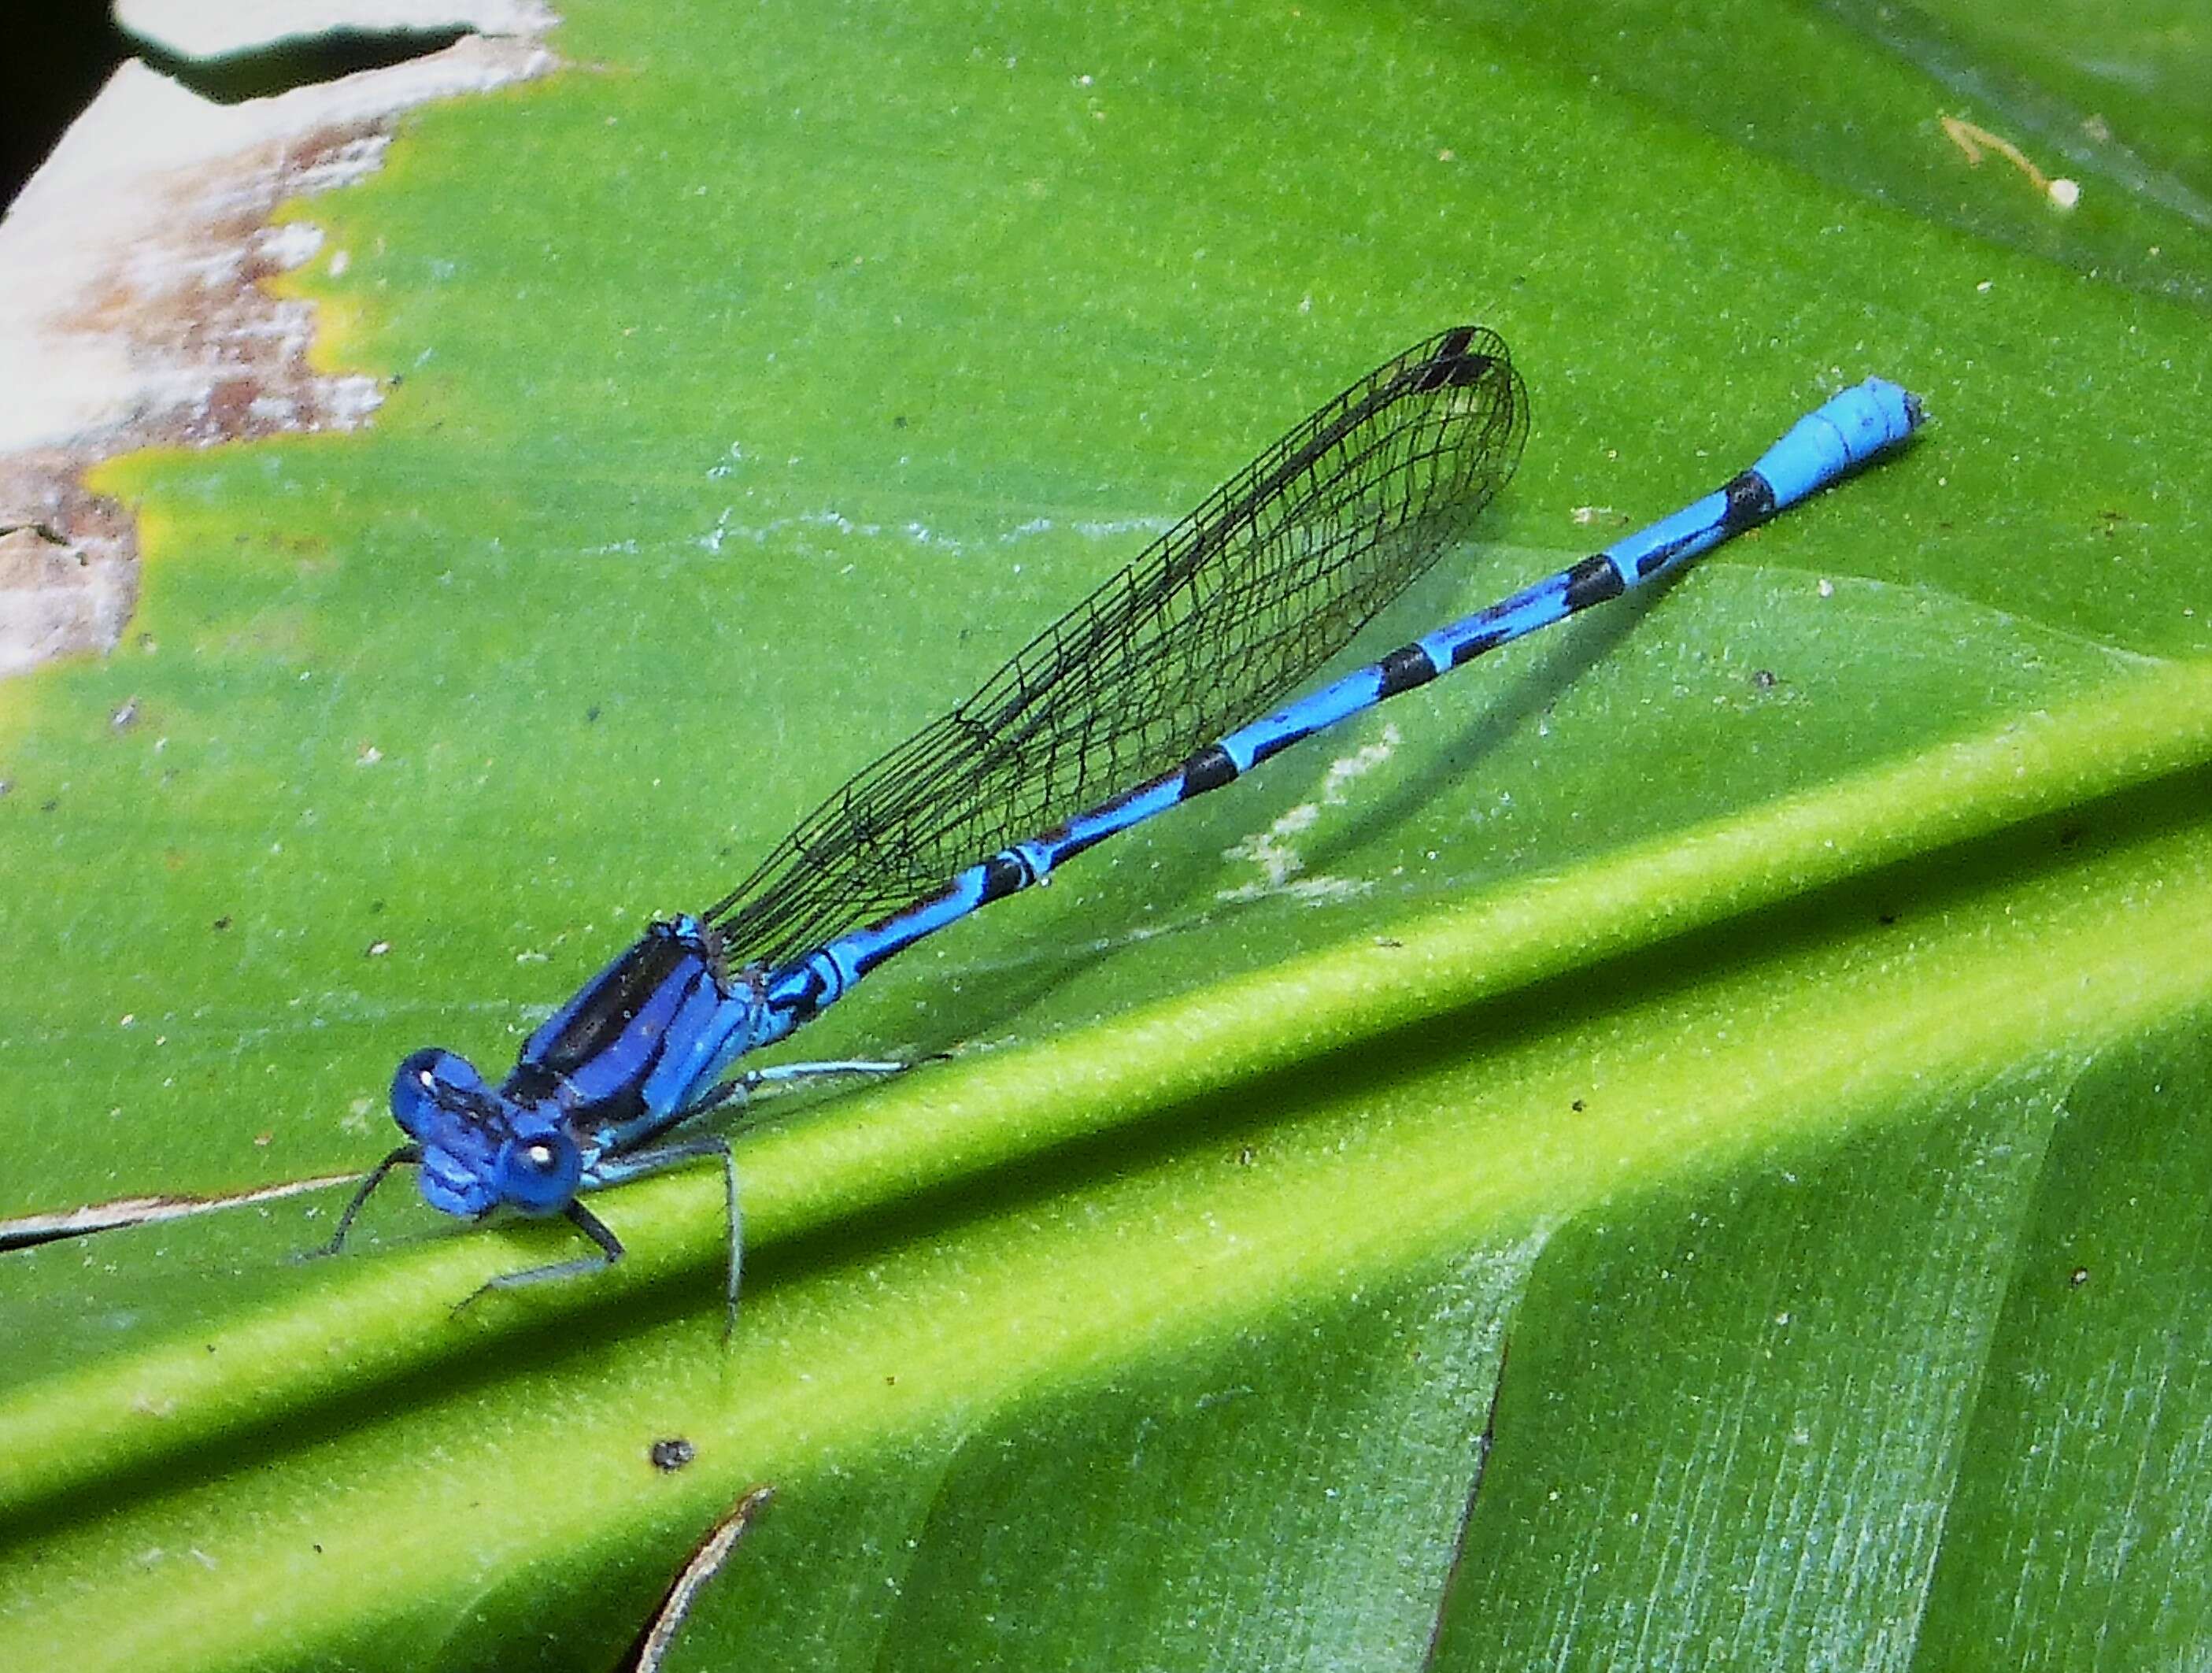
left=1751, top=376, right=1924, bottom=509
left=1849, top=376, right=1924, bottom=453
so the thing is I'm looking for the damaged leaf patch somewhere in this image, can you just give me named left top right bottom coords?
left=0, top=15, right=556, bottom=673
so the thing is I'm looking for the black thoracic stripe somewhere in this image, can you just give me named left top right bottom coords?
left=1377, top=642, right=1439, bottom=697
left=1563, top=554, right=1626, bottom=613
left=1722, top=469, right=1777, bottom=531
left=502, top=1060, right=558, bottom=1108
left=1180, top=742, right=1239, bottom=798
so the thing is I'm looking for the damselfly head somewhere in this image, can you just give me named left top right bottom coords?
left=390, top=1047, right=584, bottom=1218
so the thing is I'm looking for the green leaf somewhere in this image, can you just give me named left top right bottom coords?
left=2, top=0, right=2208, bottom=1667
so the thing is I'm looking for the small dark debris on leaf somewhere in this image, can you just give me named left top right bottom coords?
left=649, top=1438, right=697, bottom=1473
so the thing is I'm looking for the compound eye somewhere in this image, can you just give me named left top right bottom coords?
left=391, top=1047, right=488, bottom=1139
left=496, top=1131, right=582, bottom=1212
left=427, top=1051, right=486, bottom=1095
left=516, top=1141, right=561, bottom=1176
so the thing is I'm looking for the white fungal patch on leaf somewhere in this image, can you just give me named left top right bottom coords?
left=1219, top=725, right=1400, bottom=903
